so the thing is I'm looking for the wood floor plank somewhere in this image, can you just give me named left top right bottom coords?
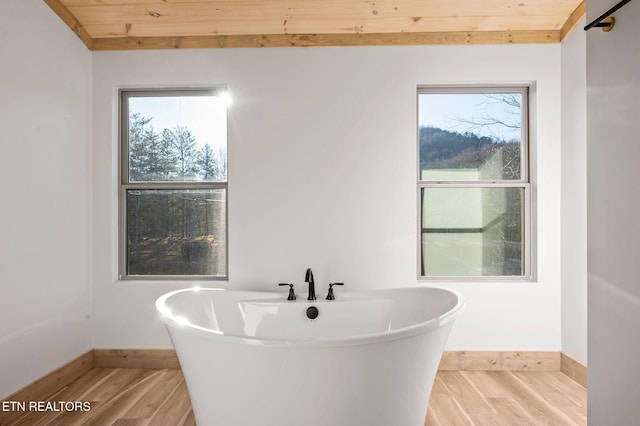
left=112, top=420, right=149, bottom=426
left=440, top=371, right=496, bottom=411
left=490, top=371, right=580, bottom=426
left=146, top=377, right=194, bottom=426
left=512, top=371, right=587, bottom=422
left=439, top=371, right=499, bottom=424
left=118, top=368, right=184, bottom=420
left=83, top=370, right=166, bottom=426
left=82, top=369, right=148, bottom=402
left=486, top=397, right=539, bottom=425
left=44, top=368, right=150, bottom=426
left=513, top=371, right=579, bottom=407
left=527, top=370, right=588, bottom=408
left=181, top=409, right=196, bottom=426
left=458, top=370, right=586, bottom=425
left=424, top=375, right=473, bottom=426
left=459, top=370, right=513, bottom=398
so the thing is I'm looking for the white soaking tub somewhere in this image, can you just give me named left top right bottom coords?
left=156, top=286, right=464, bottom=426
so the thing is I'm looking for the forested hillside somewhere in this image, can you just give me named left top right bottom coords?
left=419, top=126, right=520, bottom=179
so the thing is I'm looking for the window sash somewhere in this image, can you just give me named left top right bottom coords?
left=119, top=88, right=228, bottom=280
left=119, top=185, right=228, bottom=281
left=417, top=182, right=531, bottom=280
left=417, top=86, right=529, bottom=184
left=121, top=88, right=228, bottom=185
left=417, top=85, right=531, bottom=281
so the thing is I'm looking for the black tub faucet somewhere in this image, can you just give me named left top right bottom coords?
left=278, top=283, right=296, bottom=301
left=305, top=268, right=316, bottom=300
left=326, top=282, right=344, bottom=300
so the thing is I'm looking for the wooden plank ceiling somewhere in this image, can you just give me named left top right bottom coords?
left=44, top=0, right=586, bottom=50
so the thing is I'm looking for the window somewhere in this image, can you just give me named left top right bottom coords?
left=120, top=89, right=228, bottom=279
left=418, top=86, right=530, bottom=279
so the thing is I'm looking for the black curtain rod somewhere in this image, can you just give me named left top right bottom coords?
left=584, top=0, right=633, bottom=30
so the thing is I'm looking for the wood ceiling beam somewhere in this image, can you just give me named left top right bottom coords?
left=82, top=16, right=566, bottom=38
left=560, top=0, right=586, bottom=41
left=91, top=30, right=560, bottom=51
left=44, top=0, right=94, bottom=50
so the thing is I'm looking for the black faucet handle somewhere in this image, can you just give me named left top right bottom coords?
left=278, top=283, right=296, bottom=301
left=326, top=282, right=344, bottom=300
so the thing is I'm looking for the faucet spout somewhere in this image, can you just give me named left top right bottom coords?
left=305, top=268, right=316, bottom=300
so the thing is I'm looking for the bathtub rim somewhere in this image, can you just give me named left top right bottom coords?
left=155, top=285, right=465, bottom=348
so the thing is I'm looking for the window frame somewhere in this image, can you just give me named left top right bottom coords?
left=118, top=88, right=229, bottom=281
left=417, top=85, right=532, bottom=281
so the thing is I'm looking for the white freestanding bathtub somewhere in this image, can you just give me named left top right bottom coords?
left=156, top=286, right=464, bottom=426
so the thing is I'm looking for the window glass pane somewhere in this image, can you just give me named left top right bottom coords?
left=418, top=92, right=522, bottom=181
left=421, top=187, right=524, bottom=277
left=126, top=189, right=226, bottom=276
left=127, top=95, right=227, bottom=182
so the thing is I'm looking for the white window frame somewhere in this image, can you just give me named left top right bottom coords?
left=119, top=88, right=228, bottom=281
left=417, top=85, right=532, bottom=281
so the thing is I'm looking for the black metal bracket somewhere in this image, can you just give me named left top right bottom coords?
left=584, top=0, right=632, bottom=31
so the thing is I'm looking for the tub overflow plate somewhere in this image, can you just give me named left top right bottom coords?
left=306, top=306, right=319, bottom=320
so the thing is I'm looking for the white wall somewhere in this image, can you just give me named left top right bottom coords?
left=92, top=44, right=562, bottom=351
left=0, top=0, right=92, bottom=398
left=561, top=19, right=588, bottom=364
left=587, top=0, right=640, bottom=422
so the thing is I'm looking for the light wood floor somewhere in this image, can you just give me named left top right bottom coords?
left=426, top=370, right=586, bottom=425
left=3, top=368, right=586, bottom=425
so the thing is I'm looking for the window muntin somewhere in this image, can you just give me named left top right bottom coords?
left=418, top=87, right=530, bottom=279
left=120, top=89, right=228, bottom=280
